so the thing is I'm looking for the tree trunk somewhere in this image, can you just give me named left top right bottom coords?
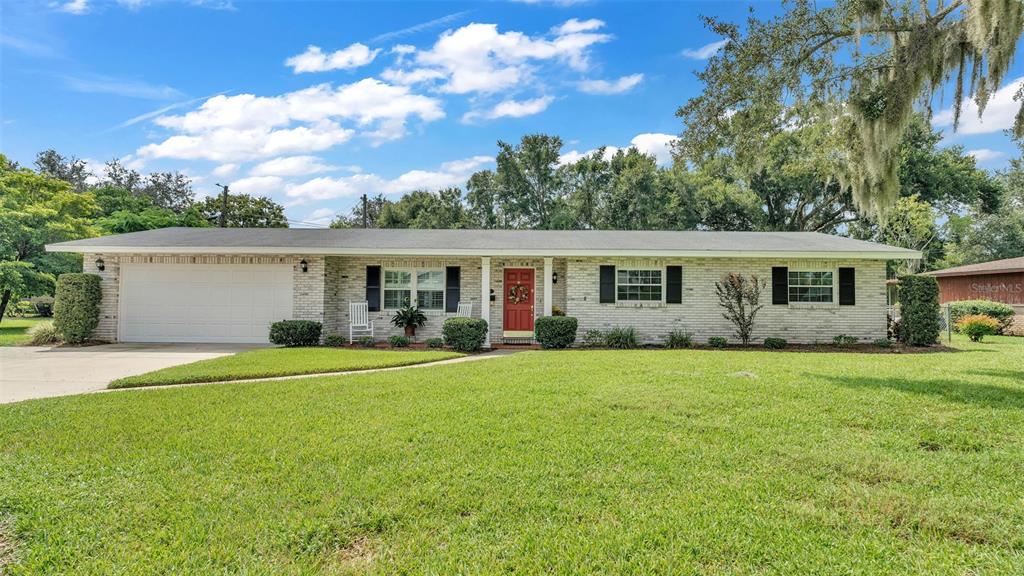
left=0, top=289, right=11, bottom=325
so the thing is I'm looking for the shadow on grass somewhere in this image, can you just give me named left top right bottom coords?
left=967, top=369, right=1024, bottom=381
left=815, top=374, right=1024, bottom=409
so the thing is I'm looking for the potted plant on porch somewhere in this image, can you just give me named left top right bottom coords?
left=391, top=304, right=427, bottom=337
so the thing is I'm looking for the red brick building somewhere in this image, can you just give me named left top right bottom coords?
left=926, top=256, right=1024, bottom=332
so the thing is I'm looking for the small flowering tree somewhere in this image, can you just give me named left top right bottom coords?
left=715, top=273, right=765, bottom=345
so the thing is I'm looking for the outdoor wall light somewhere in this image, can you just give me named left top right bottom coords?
left=300, top=259, right=308, bottom=273
left=95, top=258, right=105, bottom=272
left=552, top=271, right=559, bottom=284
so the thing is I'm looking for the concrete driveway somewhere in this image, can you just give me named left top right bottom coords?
left=0, top=343, right=262, bottom=404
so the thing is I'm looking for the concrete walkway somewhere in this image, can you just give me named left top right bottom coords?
left=0, top=343, right=262, bottom=404
left=104, top=349, right=519, bottom=395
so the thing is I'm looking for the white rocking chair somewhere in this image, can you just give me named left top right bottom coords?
left=349, top=301, right=375, bottom=341
left=456, top=302, right=473, bottom=318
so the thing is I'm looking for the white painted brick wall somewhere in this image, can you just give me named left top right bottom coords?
left=564, top=257, right=887, bottom=344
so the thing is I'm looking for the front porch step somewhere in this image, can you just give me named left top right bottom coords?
left=499, top=337, right=536, bottom=346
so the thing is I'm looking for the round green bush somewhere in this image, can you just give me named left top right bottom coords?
left=425, top=337, right=444, bottom=349
left=323, top=334, right=347, bottom=347
left=898, top=275, right=940, bottom=346
left=763, top=337, right=787, bottom=349
left=53, top=273, right=102, bottom=344
left=534, top=316, right=578, bottom=349
left=388, top=335, right=410, bottom=348
left=268, top=320, right=322, bottom=347
left=442, top=317, right=488, bottom=352
left=949, top=300, right=1016, bottom=334
left=707, top=336, right=728, bottom=348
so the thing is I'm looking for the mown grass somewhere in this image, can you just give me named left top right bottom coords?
left=2, top=335, right=1023, bottom=574
left=108, top=347, right=463, bottom=388
left=0, top=317, right=47, bottom=347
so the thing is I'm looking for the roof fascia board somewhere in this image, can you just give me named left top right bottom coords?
left=45, top=244, right=923, bottom=260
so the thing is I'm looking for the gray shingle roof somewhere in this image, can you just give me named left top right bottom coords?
left=47, top=227, right=921, bottom=259
left=925, top=256, right=1024, bottom=277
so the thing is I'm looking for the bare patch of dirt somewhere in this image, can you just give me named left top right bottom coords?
left=329, top=536, right=376, bottom=570
left=0, top=516, right=17, bottom=572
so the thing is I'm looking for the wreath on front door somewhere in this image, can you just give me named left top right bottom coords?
left=507, top=283, right=530, bottom=304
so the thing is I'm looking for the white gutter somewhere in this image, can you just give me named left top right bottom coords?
left=45, top=244, right=923, bottom=260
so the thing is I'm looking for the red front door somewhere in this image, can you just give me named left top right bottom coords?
left=503, top=268, right=535, bottom=335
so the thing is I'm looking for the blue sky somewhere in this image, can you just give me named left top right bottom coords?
left=3, top=0, right=1023, bottom=227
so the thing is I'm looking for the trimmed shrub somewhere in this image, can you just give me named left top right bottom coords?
left=582, top=329, right=606, bottom=348
left=833, top=334, right=859, bottom=347
left=6, top=300, right=36, bottom=317
left=27, top=321, right=62, bottom=346
left=763, top=337, right=787, bottom=349
left=356, top=336, right=376, bottom=348
left=534, top=316, right=578, bottom=349
left=707, top=336, right=728, bottom=348
left=872, top=338, right=892, bottom=348
left=898, top=275, right=940, bottom=346
left=30, top=296, right=54, bottom=317
left=425, top=337, right=444, bottom=348
left=665, top=330, right=694, bottom=349
left=388, top=335, right=410, bottom=348
left=950, top=300, right=1016, bottom=334
left=53, top=273, right=102, bottom=344
left=269, top=320, right=322, bottom=347
left=956, top=314, right=1001, bottom=342
left=442, top=317, right=488, bottom=352
left=605, top=327, right=638, bottom=349
left=323, top=334, right=347, bottom=347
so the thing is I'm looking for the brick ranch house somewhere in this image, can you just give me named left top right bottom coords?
left=46, top=228, right=920, bottom=346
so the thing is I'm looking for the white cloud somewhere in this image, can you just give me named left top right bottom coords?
left=54, top=0, right=89, bottom=14
left=250, top=155, right=338, bottom=177
left=138, top=79, right=444, bottom=162
left=552, top=18, right=603, bottom=35
left=285, top=43, right=380, bottom=73
left=578, top=73, right=643, bottom=95
left=61, top=73, right=183, bottom=100
left=139, top=122, right=355, bottom=163
left=212, top=163, right=239, bottom=177
left=681, top=39, right=728, bottom=60
left=966, top=148, right=1007, bottom=163
left=304, top=207, right=337, bottom=226
left=463, top=96, right=554, bottom=122
left=933, top=77, right=1024, bottom=135
left=387, top=20, right=611, bottom=95
left=284, top=155, right=493, bottom=204
left=229, top=175, right=285, bottom=196
left=559, top=132, right=676, bottom=166
left=629, top=133, right=676, bottom=165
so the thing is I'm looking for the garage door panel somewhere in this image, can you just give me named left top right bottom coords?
left=121, top=264, right=294, bottom=343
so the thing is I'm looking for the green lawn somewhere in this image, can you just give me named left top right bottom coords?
left=0, top=317, right=47, bottom=347
left=2, top=336, right=1024, bottom=574
left=109, top=347, right=464, bottom=388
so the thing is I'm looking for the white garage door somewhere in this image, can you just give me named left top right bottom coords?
left=120, top=263, right=293, bottom=343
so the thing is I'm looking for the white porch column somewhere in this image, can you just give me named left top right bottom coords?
left=481, top=256, right=491, bottom=347
left=543, top=257, right=553, bottom=317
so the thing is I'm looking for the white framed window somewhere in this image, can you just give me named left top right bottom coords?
left=416, top=270, right=445, bottom=310
left=616, top=269, right=662, bottom=302
left=384, top=268, right=445, bottom=310
left=788, top=270, right=834, bottom=303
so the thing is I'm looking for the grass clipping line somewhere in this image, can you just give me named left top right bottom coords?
left=108, top=348, right=463, bottom=389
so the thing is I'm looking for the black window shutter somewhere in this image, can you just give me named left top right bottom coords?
left=599, top=265, right=615, bottom=303
left=771, top=267, right=789, bottom=305
left=839, top=267, right=855, bottom=306
left=366, top=265, right=381, bottom=312
left=445, top=266, right=460, bottom=313
left=666, top=266, right=683, bottom=304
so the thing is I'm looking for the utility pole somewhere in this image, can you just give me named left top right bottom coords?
left=215, top=184, right=229, bottom=228
left=361, top=194, right=368, bottom=228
